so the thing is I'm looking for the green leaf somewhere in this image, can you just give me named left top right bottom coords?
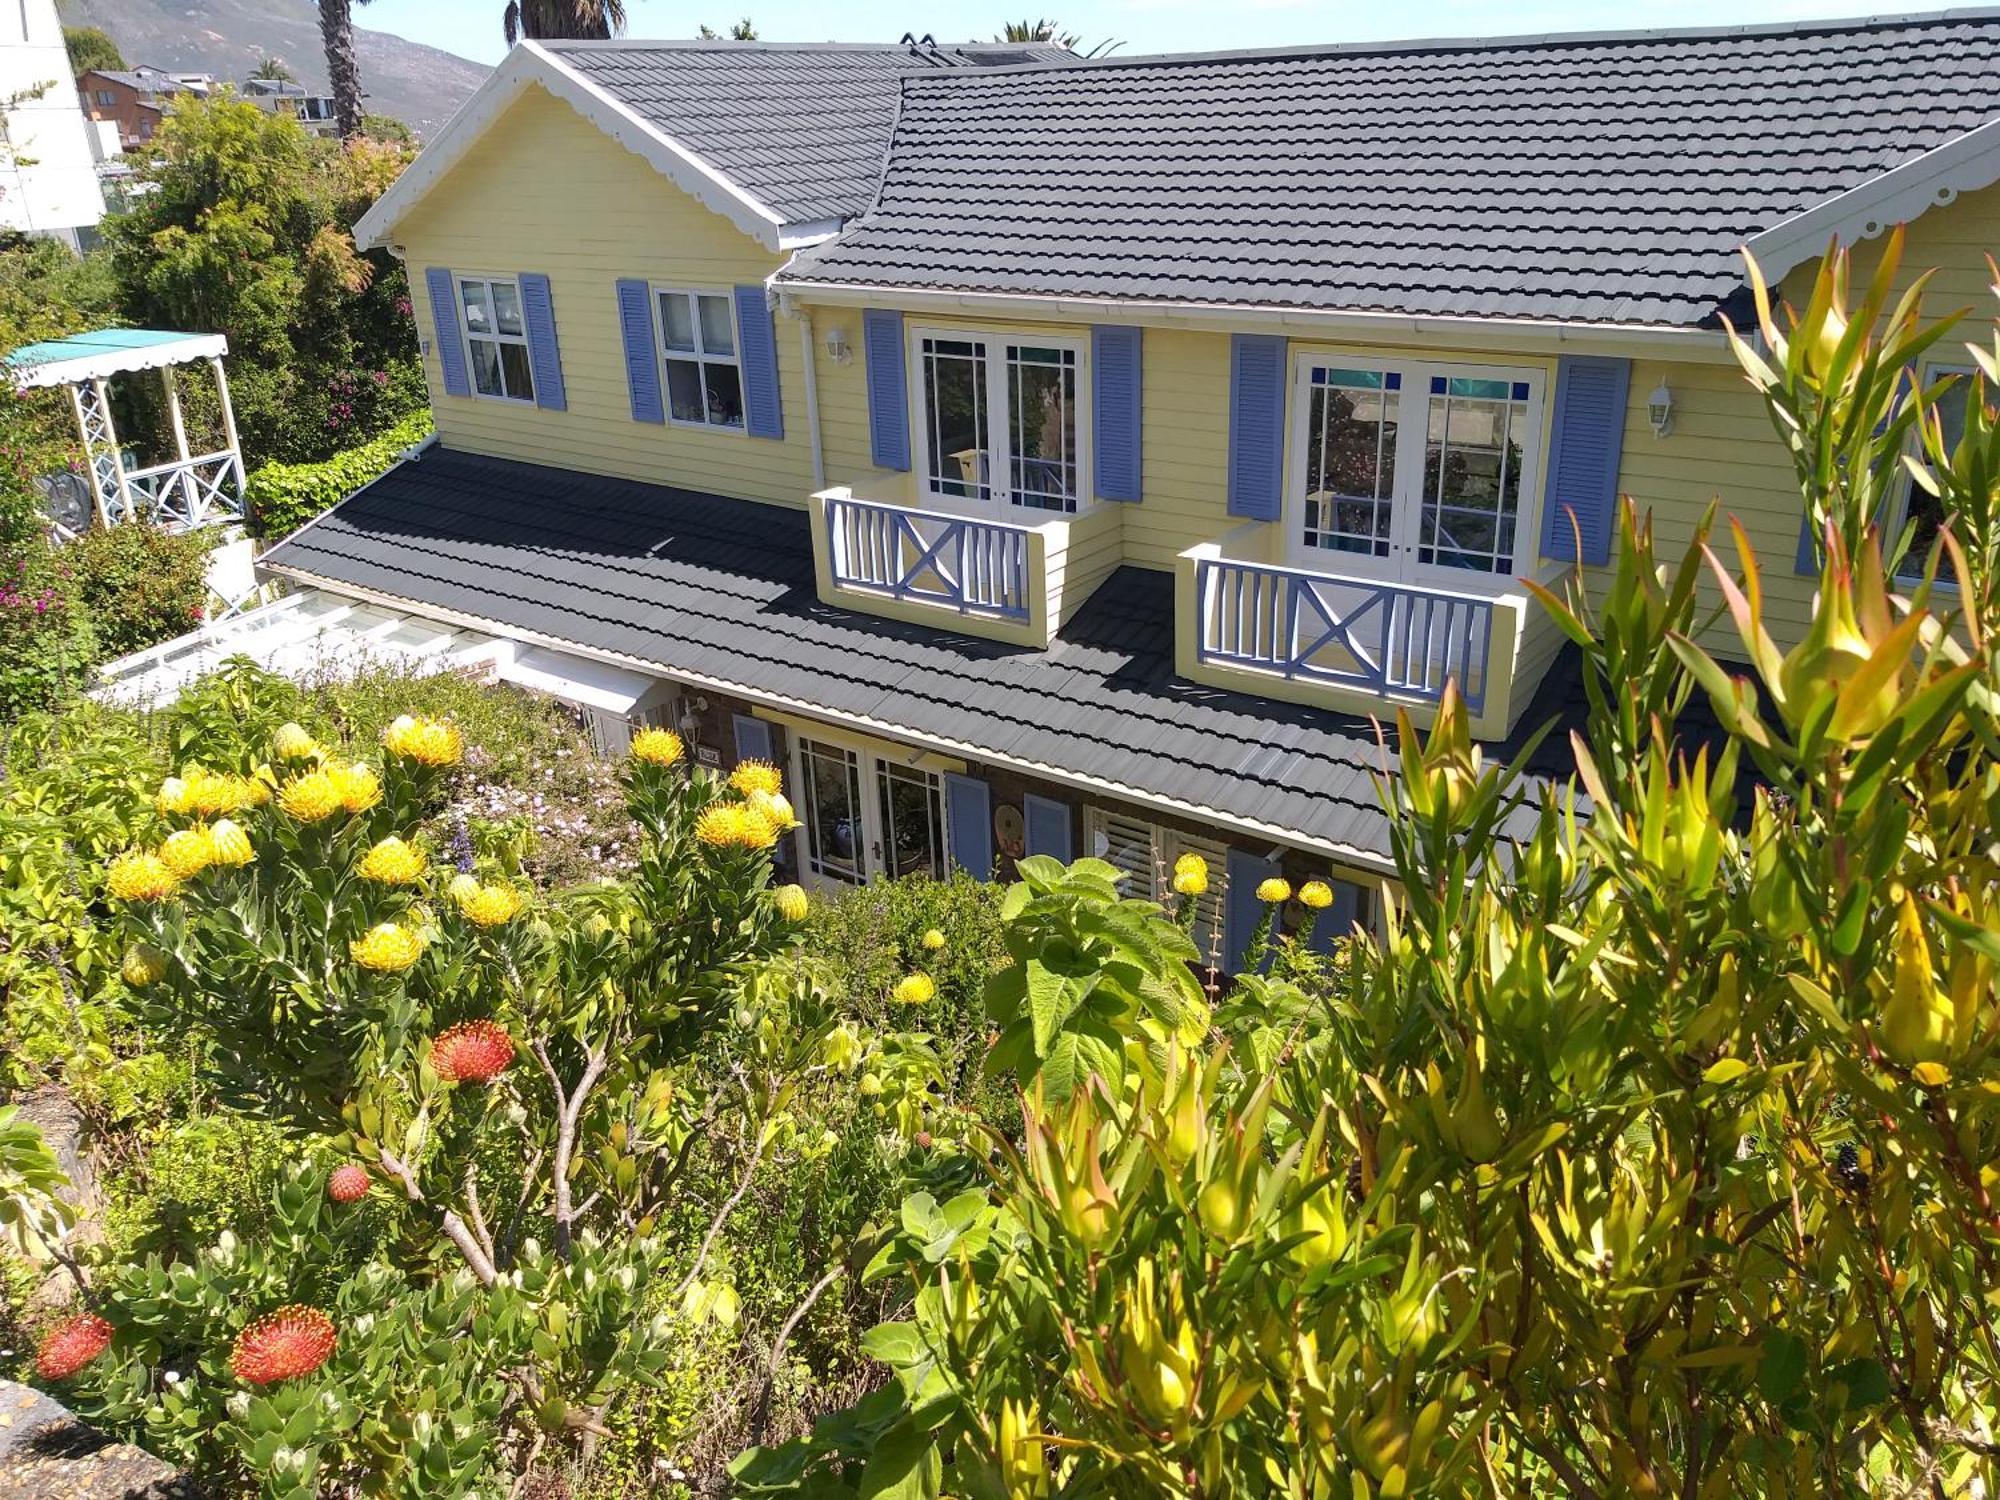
left=856, top=1416, right=942, bottom=1500
left=1758, top=1329, right=1808, bottom=1405
left=1025, top=958, right=1082, bottom=1059
left=1702, top=1058, right=1751, bottom=1086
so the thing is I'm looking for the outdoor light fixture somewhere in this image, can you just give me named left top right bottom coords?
left=1648, top=380, right=1675, bottom=438
left=824, top=326, right=852, bottom=364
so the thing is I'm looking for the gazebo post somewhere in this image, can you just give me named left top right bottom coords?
left=161, top=363, right=195, bottom=525
left=209, top=354, right=244, bottom=494
left=70, top=375, right=132, bottom=527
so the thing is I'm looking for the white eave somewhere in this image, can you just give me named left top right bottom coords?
left=353, top=40, right=831, bottom=255
left=1747, top=115, right=2000, bottom=281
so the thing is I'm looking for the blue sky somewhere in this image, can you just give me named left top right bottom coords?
left=357, top=0, right=1892, bottom=66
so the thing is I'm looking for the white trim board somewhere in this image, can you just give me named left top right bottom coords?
left=354, top=41, right=821, bottom=255
left=1747, top=116, right=2000, bottom=281
left=256, top=558, right=1404, bottom=876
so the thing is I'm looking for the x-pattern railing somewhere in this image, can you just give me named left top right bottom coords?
left=826, top=495, right=1030, bottom=622
left=1195, top=556, right=1494, bottom=711
left=114, top=449, right=247, bottom=530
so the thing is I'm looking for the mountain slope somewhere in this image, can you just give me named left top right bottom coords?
left=56, top=0, right=488, bottom=137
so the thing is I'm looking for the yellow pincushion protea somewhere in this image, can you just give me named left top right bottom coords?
left=208, top=818, right=256, bottom=867
left=629, top=727, right=685, bottom=767
left=1255, top=877, right=1292, bottom=905
left=121, top=943, right=169, bottom=988
left=186, top=767, right=267, bottom=818
left=154, top=776, right=191, bottom=817
left=453, top=882, right=524, bottom=928
left=329, top=761, right=382, bottom=814
left=272, top=722, right=321, bottom=762
left=381, top=715, right=463, bottom=768
left=351, top=922, right=424, bottom=973
left=892, top=972, right=936, bottom=1006
left=1298, top=879, right=1333, bottom=911
left=357, top=836, right=426, bottom=885
left=772, top=883, right=809, bottom=922
left=106, top=851, right=178, bottom=903
left=747, top=789, right=799, bottom=830
left=1171, top=853, right=1209, bottom=897
left=279, top=770, right=343, bottom=824
left=696, top=803, right=781, bottom=850
left=729, top=759, right=784, bottom=798
left=159, top=826, right=215, bottom=881
left=921, top=928, right=946, bottom=952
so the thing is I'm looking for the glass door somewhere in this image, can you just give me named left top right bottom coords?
left=797, top=738, right=865, bottom=886
left=876, top=760, right=945, bottom=879
left=793, top=736, right=947, bottom=888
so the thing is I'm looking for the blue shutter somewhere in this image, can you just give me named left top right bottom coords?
left=863, top=308, right=909, bottom=471
left=517, top=272, right=566, bottom=412
left=424, top=268, right=469, bottom=398
left=1539, top=355, right=1630, bottom=566
left=944, top=773, right=993, bottom=877
left=1795, top=512, right=1821, bottom=575
left=1092, top=325, right=1143, bottom=502
left=1227, top=333, right=1286, bottom=520
left=615, top=278, right=664, bottom=424
left=1224, top=848, right=1280, bottom=974
left=732, top=713, right=773, bottom=764
left=734, top=284, right=784, bottom=440
left=1022, top=794, right=1071, bottom=862
left=1308, top=878, right=1364, bottom=955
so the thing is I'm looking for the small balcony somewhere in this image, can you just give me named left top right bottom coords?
left=1176, top=526, right=1541, bottom=736
left=114, top=449, right=246, bottom=530
left=808, top=487, right=1118, bottom=648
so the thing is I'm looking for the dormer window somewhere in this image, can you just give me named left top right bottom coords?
left=912, top=327, right=1088, bottom=514
left=457, top=275, right=536, bottom=403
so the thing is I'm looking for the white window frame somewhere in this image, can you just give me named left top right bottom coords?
left=1892, top=361, right=1974, bottom=588
left=1285, top=353, right=1547, bottom=590
left=788, top=729, right=951, bottom=890
left=454, top=272, right=536, bottom=406
left=908, top=323, right=1093, bottom=517
left=651, top=284, right=746, bottom=434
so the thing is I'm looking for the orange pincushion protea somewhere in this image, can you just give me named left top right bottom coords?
left=328, top=1164, right=370, bottom=1203
left=231, top=1305, right=337, bottom=1385
left=431, top=1020, right=516, bottom=1084
left=35, top=1313, right=113, bottom=1380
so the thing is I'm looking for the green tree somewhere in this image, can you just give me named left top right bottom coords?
left=63, top=26, right=124, bottom=76
left=249, top=56, right=297, bottom=83
left=503, top=0, right=626, bottom=46
left=698, top=17, right=759, bottom=39
left=102, top=94, right=421, bottom=466
left=736, top=238, right=2000, bottom=1497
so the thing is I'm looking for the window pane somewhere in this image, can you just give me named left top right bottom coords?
left=491, top=280, right=525, bottom=337
left=665, top=358, right=706, bottom=423
left=697, top=294, right=735, bottom=357
left=877, top=763, right=943, bottom=879
left=922, top=337, right=989, bottom=500
left=801, top=742, right=863, bottom=882
left=460, top=280, right=491, bottom=334
left=659, top=292, right=696, bottom=353
left=499, top=342, right=536, bottom=403
left=469, top=338, right=503, bottom=397
left=1421, top=384, right=1526, bottom=572
left=1303, top=373, right=1398, bottom=558
left=1008, top=344, right=1077, bottom=512
left=704, top=363, right=744, bottom=428
left=1898, top=375, right=1973, bottom=581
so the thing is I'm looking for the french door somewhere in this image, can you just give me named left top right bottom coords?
left=793, top=735, right=948, bottom=890
left=1287, top=357, right=1545, bottom=586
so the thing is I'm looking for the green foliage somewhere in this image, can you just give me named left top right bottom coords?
left=63, top=25, right=124, bottom=74
left=0, top=1107, right=73, bottom=1259
left=103, top=95, right=422, bottom=467
left=243, top=409, right=433, bottom=539
left=0, top=237, right=119, bottom=545
left=736, top=242, right=2000, bottom=1498
left=62, top=521, right=215, bottom=658
left=0, top=546, right=96, bottom=717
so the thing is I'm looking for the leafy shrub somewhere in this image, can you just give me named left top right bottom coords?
left=0, top=547, right=95, bottom=717
left=244, top=409, right=433, bottom=540
left=63, top=522, right=215, bottom=659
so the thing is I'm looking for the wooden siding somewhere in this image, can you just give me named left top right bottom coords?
left=396, top=83, right=815, bottom=509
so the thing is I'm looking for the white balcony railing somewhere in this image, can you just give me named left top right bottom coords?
left=1192, top=553, right=1499, bottom=712
left=110, top=448, right=246, bottom=531
left=823, top=492, right=1033, bottom=622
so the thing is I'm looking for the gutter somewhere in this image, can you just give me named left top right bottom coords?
left=769, top=278, right=1738, bottom=363
left=256, top=556, right=1401, bottom=879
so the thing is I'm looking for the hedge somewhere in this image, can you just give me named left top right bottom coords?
left=243, top=411, right=435, bottom=540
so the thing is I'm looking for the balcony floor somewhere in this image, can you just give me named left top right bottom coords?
left=260, top=447, right=1623, bottom=864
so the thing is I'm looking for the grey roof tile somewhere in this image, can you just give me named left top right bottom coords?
left=543, top=39, right=1074, bottom=224
left=262, top=448, right=1446, bottom=858
left=783, top=12, right=2000, bottom=325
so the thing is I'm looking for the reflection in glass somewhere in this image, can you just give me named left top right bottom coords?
left=923, top=337, right=990, bottom=500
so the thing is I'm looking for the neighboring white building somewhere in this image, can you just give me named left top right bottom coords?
left=0, top=0, right=105, bottom=248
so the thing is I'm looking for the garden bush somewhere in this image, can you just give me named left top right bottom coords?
left=63, top=521, right=216, bottom=660
left=244, top=409, right=433, bottom=541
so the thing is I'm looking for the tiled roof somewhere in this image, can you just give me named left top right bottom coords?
left=781, top=10, right=2000, bottom=326
left=258, top=447, right=1539, bottom=864
left=544, top=40, right=1075, bottom=225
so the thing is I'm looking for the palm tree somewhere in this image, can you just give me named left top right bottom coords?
left=318, top=0, right=368, bottom=138
left=503, top=0, right=627, bottom=46
left=250, top=56, right=297, bottom=82
left=996, top=18, right=1078, bottom=46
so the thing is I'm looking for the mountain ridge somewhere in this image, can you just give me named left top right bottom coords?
left=56, top=0, right=489, bottom=138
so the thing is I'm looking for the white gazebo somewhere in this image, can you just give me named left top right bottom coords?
left=6, top=327, right=246, bottom=534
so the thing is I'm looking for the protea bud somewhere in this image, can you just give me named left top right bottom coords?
left=431, top=1019, right=516, bottom=1084
left=231, top=1305, right=337, bottom=1385
left=328, top=1164, right=370, bottom=1204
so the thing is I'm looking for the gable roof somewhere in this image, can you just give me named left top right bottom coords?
left=778, top=9, right=2000, bottom=329
left=353, top=38, right=1072, bottom=253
